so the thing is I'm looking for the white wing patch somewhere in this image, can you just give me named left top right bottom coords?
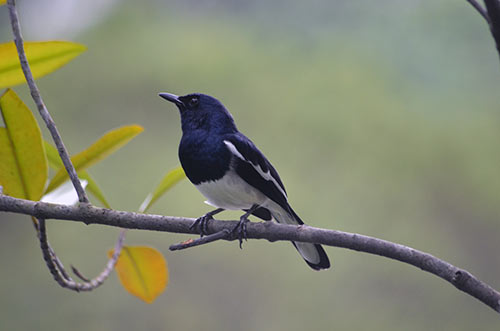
left=223, top=140, right=245, bottom=160
left=223, top=140, right=288, bottom=201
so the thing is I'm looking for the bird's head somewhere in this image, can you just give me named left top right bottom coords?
left=159, top=92, right=237, bottom=134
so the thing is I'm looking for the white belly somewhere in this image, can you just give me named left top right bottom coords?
left=195, top=170, right=267, bottom=210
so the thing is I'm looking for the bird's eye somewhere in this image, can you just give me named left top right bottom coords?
left=188, top=97, right=199, bottom=108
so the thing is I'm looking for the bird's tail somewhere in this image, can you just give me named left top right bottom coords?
left=270, top=207, right=330, bottom=270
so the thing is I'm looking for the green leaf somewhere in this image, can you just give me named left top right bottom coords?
left=44, top=141, right=111, bottom=208
left=0, top=89, right=47, bottom=200
left=45, top=125, right=143, bottom=193
left=139, top=166, right=186, bottom=213
left=0, top=41, right=86, bottom=88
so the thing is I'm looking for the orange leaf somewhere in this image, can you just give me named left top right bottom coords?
left=108, top=246, right=168, bottom=303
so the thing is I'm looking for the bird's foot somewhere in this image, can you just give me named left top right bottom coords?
left=190, top=215, right=212, bottom=237
left=190, top=208, right=224, bottom=237
left=232, top=216, right=250, bottom=249
left=231, top=204, right=259, bottom=248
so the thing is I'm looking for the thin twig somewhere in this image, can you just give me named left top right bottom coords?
left=36, top=216, right=126, bottom=292
left=6, top=0, right=89, bottom=203
left=49, top=245, right=73, bottom=281
left=31, top=218, right=74, bottom=281
left=1, top=195, right=499, bottom=314
left=37, top=218, right=78, bottom=288
left=71, top=266, right=91, bottom=282
left=169, top=229, right=231, bottom=251
left=466, top=0, right=491, bottom=23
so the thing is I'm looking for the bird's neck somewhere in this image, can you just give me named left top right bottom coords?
left=181, top=113, right=237, bottom=136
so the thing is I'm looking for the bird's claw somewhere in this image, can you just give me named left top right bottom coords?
left=190, top=214, right=214, bottom=237
left=231, top=217, right=249, bottom=249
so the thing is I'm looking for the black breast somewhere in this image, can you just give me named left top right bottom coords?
left=178, top=133, right=231, bottom=185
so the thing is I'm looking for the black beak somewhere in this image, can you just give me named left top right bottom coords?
left=158, top=92, right=183, bottom=107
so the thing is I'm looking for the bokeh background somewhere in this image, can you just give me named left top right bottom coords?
left=1, top=0, right=500, bottom=330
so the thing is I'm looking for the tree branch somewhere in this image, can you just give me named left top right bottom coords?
left=483, top=0, right=500, bottom=59
left=6, top=0, right=89, bottom=203
left=467, top=0, right=491, bottom=23
left=467, top=0, right=500, bottom=60
left=1, top=194, right=499, bottom=314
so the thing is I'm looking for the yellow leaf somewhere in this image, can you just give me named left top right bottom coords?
left=138, top=166, right=186, bottom=212
left=0, top=41, right=86, bottom=88
left=44, top=141, right=111, bottom=208
left=109, top=246, right=168, bottom=304
left=0, top=0, right=5, bottom=6
left=0, top=89, right=47, bottom=200
left=45, top=125, right=143, bottom=193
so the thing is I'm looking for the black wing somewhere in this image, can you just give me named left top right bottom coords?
left=223, top=133, right=290, bottom=213
left=245, top=207, right=272, bottom=221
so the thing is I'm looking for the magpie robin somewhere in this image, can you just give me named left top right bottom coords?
left=159, top=92, right=330, bottom=271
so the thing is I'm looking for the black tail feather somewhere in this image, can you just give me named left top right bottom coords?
left=292, top=242, right=330, bottom=270
left=276, top=206, right=331, bottom=271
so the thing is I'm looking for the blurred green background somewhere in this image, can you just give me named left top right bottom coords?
left=1, top=0, right=500, bottom=329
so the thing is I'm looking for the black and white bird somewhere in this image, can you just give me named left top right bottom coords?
left=159, top=92, right=330, bottom=271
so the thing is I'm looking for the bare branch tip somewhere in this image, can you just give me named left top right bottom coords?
left=169, top=229, right=231, bottom=251
left=71, top=265, right=91, bottom=282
